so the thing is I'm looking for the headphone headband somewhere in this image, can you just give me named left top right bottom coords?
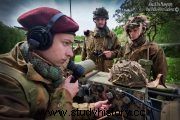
left=46, top=12, right=65, bottom=32
left=27, top=12, right=65, bottom=50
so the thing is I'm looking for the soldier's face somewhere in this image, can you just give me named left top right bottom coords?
left=36, top=33, right=74, bottom=67
left=95, top=18, right=106, bottom=28
left=128, top=27, right=141, bottom=41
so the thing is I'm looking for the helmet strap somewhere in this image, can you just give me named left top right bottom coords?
left=131, top=34, right=146, bottom=48
left=128, top=23, right=144, bottom=41
left=138, top=23, right=143, bottom=37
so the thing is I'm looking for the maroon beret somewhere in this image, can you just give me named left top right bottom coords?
left=17, top=7, right=79, bottom=34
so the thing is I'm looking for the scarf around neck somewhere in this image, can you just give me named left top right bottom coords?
left=95, top=26, right=110, bottom=37
left=20, top=42, right=63, bottom=89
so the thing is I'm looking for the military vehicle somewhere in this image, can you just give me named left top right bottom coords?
left=68, top=59, right=180, bottom=120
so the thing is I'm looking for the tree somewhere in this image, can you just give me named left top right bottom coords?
left=0, top=21, right=25, bottom=54
left=113, top=26, right=128, bottom=45
left=75, top=35, right=84, bottom=41
left=114, top=0, right=180, bottom=42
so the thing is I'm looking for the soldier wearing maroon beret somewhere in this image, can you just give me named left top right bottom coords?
left=0, top=7, right=110, bottom=120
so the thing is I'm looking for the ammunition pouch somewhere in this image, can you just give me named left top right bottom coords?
left=138, top=59, right=153, bottom=80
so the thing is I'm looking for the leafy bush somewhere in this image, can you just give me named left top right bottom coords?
left=161, top=45, right=180, bottom=58
left=166, top=57, right=180, bottom=84
left=0, top=21, right=25, bottom=54
left=74, top=55, right=81, bottom=63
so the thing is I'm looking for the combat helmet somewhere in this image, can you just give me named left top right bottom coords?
left=109, top=60, right=148, bottom=88
left=124, top=15, right=150, bottom=33
left=93, top=7, right=109, bottom=20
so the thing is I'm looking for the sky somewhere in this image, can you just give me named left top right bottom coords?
left=0, top=0, right=124, bottom=35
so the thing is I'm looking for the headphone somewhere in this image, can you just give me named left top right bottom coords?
left=27, top=13, right=64, bottom=50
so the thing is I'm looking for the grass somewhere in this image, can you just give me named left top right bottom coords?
left=74, top=55, right=180, bottom=84
left=74, top=55, right=81, bottom=62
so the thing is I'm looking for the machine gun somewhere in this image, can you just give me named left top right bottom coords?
left=67, top=59, right=180, bottom=120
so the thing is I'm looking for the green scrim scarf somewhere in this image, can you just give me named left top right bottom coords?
left=21, top=42, right=63, bottom=89
left=95, top=26, right=110, bottom=37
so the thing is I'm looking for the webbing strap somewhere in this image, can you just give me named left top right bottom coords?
left=0, top=62, right=38, bottom=115
left=130, top=43, right=151, bottom=60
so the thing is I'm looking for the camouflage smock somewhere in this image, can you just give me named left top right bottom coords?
left=119, top=38, right=167, bottom=85
left=0, top=42, right=95, bottom=120
left=81, top=28, right=120, bottom=72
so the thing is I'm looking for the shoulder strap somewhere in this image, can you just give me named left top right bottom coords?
left=106, top=30, right=116, bottom=50
left=0, top=62, right=38, bottom=115
left=131, top=43, right=151, bottom=59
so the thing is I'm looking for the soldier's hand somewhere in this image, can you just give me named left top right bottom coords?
left=103, top=51, right=112, bottom=58
left=61, top=75, right=79, bottom=98
left=94, top=100, right=111, bottom=117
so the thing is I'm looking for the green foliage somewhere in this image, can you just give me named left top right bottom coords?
left=155, top=21, right=180, bottom=43
left=113, top=26, right=129, bottom=45
left=166, top=57, right=180, bottom=84
left=114, top=0, right=179, bottom=23
left=114, top=0, right=180, bottom=42
left=73, top=35, right=84, bottom=48
left=113, top=26, right=123, bottom=36
left=0, top=21, right=25, bottom=54
left=74, top=55, right=81, bottom=63
left=75, top=35, right=84, bottom=41
left=161, top=44, right=180, bottom=58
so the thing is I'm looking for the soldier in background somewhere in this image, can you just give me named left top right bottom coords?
left=82, top=7, right=121, bottom=72
left=72, top=42, right=82, bottom=61
left=73, top=42, right=82, bottom=55
left=119, top=15, right=167, bottom=86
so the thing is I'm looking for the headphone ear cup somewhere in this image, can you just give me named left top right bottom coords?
left=41, top=30, right=53, bottom=50
left=27, top=26, right=53, bottom=50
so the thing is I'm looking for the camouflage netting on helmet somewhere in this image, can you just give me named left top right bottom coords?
left=124, top=15, right=150, bottom=32
left=93, top=7, right=109, bottom=20
left=109, top=60, right=147, bottom=88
